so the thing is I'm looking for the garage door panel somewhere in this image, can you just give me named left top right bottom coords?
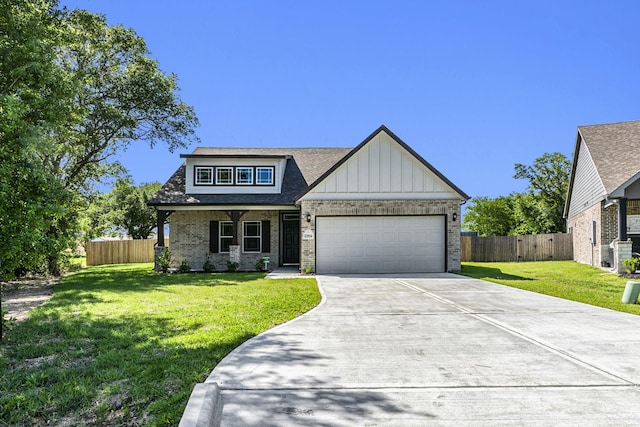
left=316, top=216, right=445, bottom=274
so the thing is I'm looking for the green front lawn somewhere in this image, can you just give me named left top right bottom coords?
left=0, top=264, right=320, bottom=426
left=460, top=261, right=640, bottom=315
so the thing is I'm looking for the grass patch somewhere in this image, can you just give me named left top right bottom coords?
left=460, top=261, right=640, bottom=315
left=0, top=263, right=320, bottom=426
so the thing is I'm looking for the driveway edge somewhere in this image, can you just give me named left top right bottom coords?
left=179, top=277, right=327, bottom=424
left=178, top=382, right=221, bottom=427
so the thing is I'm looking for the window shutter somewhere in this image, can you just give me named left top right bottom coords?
left=210, top=221, right=219, bottom=253
left=262, top=220, right=270, bottom=253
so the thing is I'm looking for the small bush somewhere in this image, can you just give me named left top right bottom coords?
left=226, top=261, right=239, bottom=272
left=177, top=259, right=191, bottom=274
left=255, top=260, right=265, bottom=271
left=623, top=257, right=640, bottom=274
left=156, top=248, right=172, bottom=273
left=203, top=254, right=216, bottom=273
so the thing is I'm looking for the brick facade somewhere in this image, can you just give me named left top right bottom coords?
left=168, top=210, right=280, bottom=271
left=568, top=199, right=640, bottom=269
left=567, top=202, right=605, bottom=266
left=298, top=199, right=462, bottom=273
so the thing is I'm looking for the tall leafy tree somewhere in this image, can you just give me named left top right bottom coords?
left=514, top=152, right=571, bottom=233
left=0, top=0, right=73, bottom=276
left=1, top=3, right=199, bottom=276
left=462, top=196, right=515, bottom=236
left=38, top=8, right=199, bottom=274
left=87, top=178, right=162, bottom=240
left=463, top=152, right=571, bottom=236
left=112, top=180, right=162, bottom=239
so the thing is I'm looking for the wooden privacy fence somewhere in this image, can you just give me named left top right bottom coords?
left=461, top=233, right=572, bottom=262
left=86, top=239, right=169, bottom=266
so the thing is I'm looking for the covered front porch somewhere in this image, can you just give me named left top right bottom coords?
left=154, top=207, right=302, bottom=272
left=603, top=197, right=640, bottom=273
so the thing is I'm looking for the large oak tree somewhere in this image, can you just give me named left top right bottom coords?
left=1, top=1, right=199, bottom=277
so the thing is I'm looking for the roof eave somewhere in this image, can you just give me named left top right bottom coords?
left=608, top=170, right=640, bottom=198
left=563, top=130, right=583, bottom=218
left=180, top=154, right=291, bottom=159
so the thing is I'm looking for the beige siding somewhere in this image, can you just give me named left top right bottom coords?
left=567, top=140, right=606, bottom=218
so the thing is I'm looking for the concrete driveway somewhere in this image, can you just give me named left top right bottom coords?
left=192, top=273, right=640, bottom=426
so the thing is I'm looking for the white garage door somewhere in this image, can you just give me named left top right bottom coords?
left=316, top=216, right=445, bottom=274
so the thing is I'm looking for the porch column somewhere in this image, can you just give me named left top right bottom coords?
left=619, top=198, right=628, bottom=241
left=225, top=210, right=248, bottom=245
left=225, top=211, right=247, bottom=266
left=156, top=210, right=172, bottom=247
left=154, top=210, right=172, bottom=272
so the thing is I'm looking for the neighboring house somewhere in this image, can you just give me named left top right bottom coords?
left=149, top=125, right=469, bottom=274
left=564, top=120, right=640, bottom=272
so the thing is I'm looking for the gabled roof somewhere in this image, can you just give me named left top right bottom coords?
left=564, top=120, right=640, bottom=217
left=577, top=120, right=640, bottom=194
left=295, top=125, right=470, bottom=201
left=148, top=148, right=352, bottom=206
left=149, top=126, right=469, bottom=207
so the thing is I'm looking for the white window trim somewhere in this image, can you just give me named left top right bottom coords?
left=219, top=221, right=233, bottom=253
left=242, top=221, right=262, bottom=253
left=236, top=167, right=254, bottom=185
left=256, top=167, right=274, bottom=185
left=216, top=167, right=234, bottom=185
left=195, top=166, right=213, bottom=185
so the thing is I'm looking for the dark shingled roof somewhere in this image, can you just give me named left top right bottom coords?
left=148, top=148, right=353, bottom=206
left=578, top=120, right=640, bottom=194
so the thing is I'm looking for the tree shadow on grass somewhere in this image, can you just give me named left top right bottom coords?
left=459, top=265, right=533, bottom=281
left=0, top=310, right=257, bottom=426
left=0, top=266, right=320, bottom=425
left=56, top=267, right=265, bottom=296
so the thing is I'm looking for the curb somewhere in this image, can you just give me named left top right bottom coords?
left=178, top=382, right=222, bottom=427
left=179, top=278, right=328, bottom=425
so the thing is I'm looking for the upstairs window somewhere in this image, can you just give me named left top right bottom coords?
left=195, top=167, right=213, bottom=185
left=193, top=166, right=276, bottom=186
left=236, top=167, right=253, bottom=185
left=216, top=167, right=233, bottom=185
left=256, top=167, right=274, bottom=185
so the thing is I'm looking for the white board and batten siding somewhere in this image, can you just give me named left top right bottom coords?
left=300, top=131, right=459, bottom=201
left=316, top=216, right=445, bottom=274
left=567, top=138, right=606, bottom=219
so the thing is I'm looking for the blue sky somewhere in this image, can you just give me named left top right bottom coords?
left=62, top=0, right=640, bottom=201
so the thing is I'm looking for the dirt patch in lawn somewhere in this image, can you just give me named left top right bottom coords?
left=1, top=276, right=59, bottom=322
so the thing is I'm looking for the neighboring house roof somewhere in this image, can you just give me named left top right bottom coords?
left=148, top=148, right=352, bottom=206
left=578, top=120, right=640, bottom=194
left=564, top=120, right=640, bottom=217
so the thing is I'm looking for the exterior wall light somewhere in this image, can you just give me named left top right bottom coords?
left=306, top=213, right=311, bottom=223
left=452, top=213, right=458, bottom=222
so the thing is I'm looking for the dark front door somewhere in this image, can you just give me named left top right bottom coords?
left=282, top=220, right=300, bottom=264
